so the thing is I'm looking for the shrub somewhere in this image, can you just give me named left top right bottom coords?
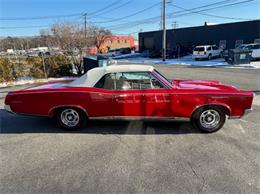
left=45, top=55, right=72, bottom=77
left=27, top=57, right=46, bottom=78
left=28, top=55, right=73, bottom=78
left=0, top=58, right=13, bottom=82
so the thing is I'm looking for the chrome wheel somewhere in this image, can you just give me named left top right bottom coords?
left=60, top=108, right=80, bottom=127
left=199, top=109, right=220, bottom=129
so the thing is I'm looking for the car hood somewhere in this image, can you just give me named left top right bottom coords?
left=173, top=79, right=239, bottom=91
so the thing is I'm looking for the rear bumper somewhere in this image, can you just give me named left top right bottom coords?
left=192, top=54, right=208, bottom=59
left=229, top=108, right=253, bottom=119
left=243, top=108, right=253, bottom=116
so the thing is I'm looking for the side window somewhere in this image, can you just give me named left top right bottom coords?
left=212, top=46, right=218, bottom=50
left=94, top=73, right=115, bottom=90
left=150, top=74, right=165, bottom=89
left=207, top=46, right=211, bottom=51
left=115, top=72, right=166, bottom=90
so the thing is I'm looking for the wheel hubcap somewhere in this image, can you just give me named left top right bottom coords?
left=200, top=109, right=220, bottom=129
left=60, top=109, right=80, bottom=127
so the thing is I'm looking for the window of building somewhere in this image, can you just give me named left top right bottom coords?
left=254, top=39, right=260, bottom=44
left=235, top=40, right=243, bottom=48
left=219, top=40, right=226, bottom=49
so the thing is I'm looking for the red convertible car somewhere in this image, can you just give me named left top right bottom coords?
left=4, top=65, right=254, bottom=133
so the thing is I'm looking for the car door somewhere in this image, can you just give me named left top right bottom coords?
left=89, top=73, right=117, bottom=117
left=212, top=46, right=219, bottom=56
left=112, top=72, right=173, bottom=118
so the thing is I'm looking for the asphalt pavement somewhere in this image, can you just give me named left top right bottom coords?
left=0, top=65, right=259, bottom=193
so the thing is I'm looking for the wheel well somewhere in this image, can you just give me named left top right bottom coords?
left=192, top=104, right=230, bottom=117
left=49, top=106, right=88, bottom=118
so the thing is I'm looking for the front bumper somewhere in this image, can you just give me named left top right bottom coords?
left=4, top=104, right=14, bottom=113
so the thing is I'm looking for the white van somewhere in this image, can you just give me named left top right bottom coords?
left=192, top=45, right=223, bottom=60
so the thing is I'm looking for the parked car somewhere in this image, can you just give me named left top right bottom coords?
left=242, top=43, right=260, bottom=60
left=192, top=45, right=223, bottom=60
left=5, top=65, right=254, bottom=133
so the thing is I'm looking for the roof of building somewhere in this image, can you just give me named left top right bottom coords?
left=69, top=65, right=154, bottom=87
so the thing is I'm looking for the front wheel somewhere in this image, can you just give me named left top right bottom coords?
left=56, top=107, right=86, bottom=130
left=191, top=107, right=226, bottom=133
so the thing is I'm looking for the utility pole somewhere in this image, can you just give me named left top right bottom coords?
left=162, top=0, right=166, bottom=61
left=41, top=55, right=47, bottom=79
left=172, top=21, right=178, bottom=29
left=82, top=13, right=87, bottom=57
left=83, top=13, right=87, bottom=39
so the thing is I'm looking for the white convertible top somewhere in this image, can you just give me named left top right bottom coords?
left=69, top=64, right=154, bottom=87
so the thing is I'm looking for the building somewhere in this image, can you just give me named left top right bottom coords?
left=97, top=35, right=136, bottom=53
left=139, top=20, right=260, bottom=52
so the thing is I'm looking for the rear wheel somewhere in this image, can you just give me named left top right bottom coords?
left=191, top=106, right=226, bottom=133
left=56, top=107, right=86, bottom=130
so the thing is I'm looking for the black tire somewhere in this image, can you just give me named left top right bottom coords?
left=56, top=107, right=87, bottom=131
left=208, top=54, right=212, bottom=60
left=191, top=106, right=226, bottom=133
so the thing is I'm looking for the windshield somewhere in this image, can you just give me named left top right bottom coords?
left=154, top=69, right=173, bottom=86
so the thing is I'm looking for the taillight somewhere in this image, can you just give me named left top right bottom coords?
left=204, top=51, right=206, bottom=55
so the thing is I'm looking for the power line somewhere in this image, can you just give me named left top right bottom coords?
left=168, top=0, right=254, bottom=19
left=91, top=2, right=161, bottom=23
left=89, top=0, right=134, bottom=18
left=172, top=4, right=254, bottom=20
left=87, top=0, right=124, bottom=16
left=102, top=0, right=255, bottom=30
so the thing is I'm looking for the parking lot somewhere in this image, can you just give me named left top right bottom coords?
left=0, top=65, right=260, bottom=193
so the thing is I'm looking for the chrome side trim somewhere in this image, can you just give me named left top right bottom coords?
left=89, top=116, right=190, bottom=122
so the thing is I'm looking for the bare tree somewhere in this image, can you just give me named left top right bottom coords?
left=88, top=26, right=112, bottom=53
